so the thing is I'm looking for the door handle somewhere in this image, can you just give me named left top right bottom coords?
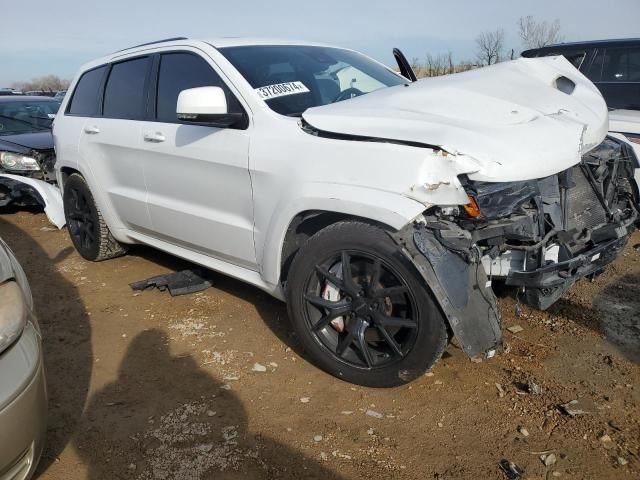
left=83, top=126, right=100, bottom=135
left=143, top=132, right=165, bottom=143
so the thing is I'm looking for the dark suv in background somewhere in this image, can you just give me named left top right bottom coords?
left=522, top=38, right=640, bottom=110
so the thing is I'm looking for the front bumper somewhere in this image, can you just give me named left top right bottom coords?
left=505, top=236, right=628, bottom=309
left=0, top=322, right=47, bottom=480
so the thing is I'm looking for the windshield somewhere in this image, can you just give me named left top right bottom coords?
left=219, top=45, right=405, bottom=116
left=0, top=99, right=60, bottom=135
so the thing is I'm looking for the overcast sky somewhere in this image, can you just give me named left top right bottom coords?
left=2, top=0, right=639, bottom=85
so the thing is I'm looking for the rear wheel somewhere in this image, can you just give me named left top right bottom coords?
left=63, top=173, right=127, bottom=261
left=286, top=221, right=448, bottom=387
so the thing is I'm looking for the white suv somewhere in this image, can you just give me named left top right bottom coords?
left=53, top=38, right=639, bottom=387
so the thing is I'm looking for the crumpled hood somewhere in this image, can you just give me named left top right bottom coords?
left=303, top=56, right=609, bottom=182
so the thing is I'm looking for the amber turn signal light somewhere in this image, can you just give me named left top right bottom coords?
left=463, top=196, right=481, bottom=218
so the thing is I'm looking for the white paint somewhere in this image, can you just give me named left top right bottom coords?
left=0, top=174, right=65, bottom=229
left=177, top=86, right=228, bottom=116
left=304, top=56, right=609, bottom=182
left=53, top=40, right=616, bottom=300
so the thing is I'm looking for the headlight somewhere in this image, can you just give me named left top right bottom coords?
left=0, top=281, right=27, bottom=354
left=0, top=151, right=41, bottom=171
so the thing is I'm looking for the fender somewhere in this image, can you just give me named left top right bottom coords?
left=257, top=181, right=427, bottom=286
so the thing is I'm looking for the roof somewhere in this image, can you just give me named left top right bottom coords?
left=522, top=37, right=640, bottom=55
left=204, top=37, right=334, bottom=48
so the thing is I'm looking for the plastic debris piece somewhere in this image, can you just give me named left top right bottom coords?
left=129, top=269, right=212, bottom=296
left=499, top=459, right=524, bottom=479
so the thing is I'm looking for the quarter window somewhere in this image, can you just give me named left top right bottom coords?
left=601, top=47, right=640, bottom=82
left=103, top=57, right=150, bottom=119
left=67, top=66, right=107, bottom=116
left=156, top=52, right=242, bottom=123
left=545, top=51, right=586, bottom=70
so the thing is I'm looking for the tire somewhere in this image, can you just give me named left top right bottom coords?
left=63, top=173, right=128, bottom=261
left=286, top=221, right=448, bottom=387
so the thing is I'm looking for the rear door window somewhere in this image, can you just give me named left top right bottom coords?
left=155, top=52, right=242, bottom=123
left=103, top=57, right=151, bottom=119
left=601, top=46, right=640, bottom=82
left=67, top=66, right=107, bottom=116
left=585, top=49, right=604, bottom=82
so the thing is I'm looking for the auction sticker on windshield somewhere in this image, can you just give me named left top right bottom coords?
left=255, top=81, right=310, bottom=100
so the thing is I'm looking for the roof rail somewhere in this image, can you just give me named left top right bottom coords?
left=113, top=37, right=188, bottom=53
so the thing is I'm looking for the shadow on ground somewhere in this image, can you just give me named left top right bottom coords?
left=75, top=329, right=343, bottom=479
left=548, top=273, right=640, bottom=364
left=0, top=218, right=92, bottom=473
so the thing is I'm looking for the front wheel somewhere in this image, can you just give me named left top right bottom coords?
left=286, top=221, right=448, bottom=387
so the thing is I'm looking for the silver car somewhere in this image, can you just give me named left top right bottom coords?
left=0, top=238, right=46, bottom=480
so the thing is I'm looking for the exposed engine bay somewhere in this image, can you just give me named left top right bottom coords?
left=462, top=136, right=639, bottom=309
left=393, top=136, right=639, bottom=358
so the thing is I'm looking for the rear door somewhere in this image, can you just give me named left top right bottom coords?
left=138, top=50, right=256, bottom=269
left=584, top=46, right=640, bottom=110
left=78, top=55, right=153, bottom=231
left=597, top=46, right=640, bottom=110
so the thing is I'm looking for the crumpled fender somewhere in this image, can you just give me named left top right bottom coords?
left=391, top=222, right=502, bottom=358
left=0, top=174, right=65, bottom=229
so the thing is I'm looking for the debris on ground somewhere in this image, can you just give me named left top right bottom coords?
left=599, top=434, right=614, bottom=449
left=507, top=325, right=524, bottom=334
left=527, top=382, right=543, bottom=395
left=540, top=452, right=557, bottom=466
left=129, top=269, right=212, bottom=296
left=496, top=383, right=506, bottom=398
left=499, top=459, right=524, bottom=479
left=365, top=409, right=383, bottom=419
left=300, top=397, right=310, bottom=403
left=560, top=399, right=594, bottom=416
left=251, top=363, right=267, bottom=372
left=517, top=426, right=529, bottom=437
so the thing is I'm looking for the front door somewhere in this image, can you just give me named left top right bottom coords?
left=139, top=51, right=256, bottom=269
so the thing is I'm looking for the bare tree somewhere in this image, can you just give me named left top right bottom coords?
left=475, top=29, right=505, bottom=66
left=518, top=16, right=564, bottom=49
left=11, top=75, right=70, bottom=93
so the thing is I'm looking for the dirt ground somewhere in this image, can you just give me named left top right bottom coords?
left=1, top=210, right=638, bottom=480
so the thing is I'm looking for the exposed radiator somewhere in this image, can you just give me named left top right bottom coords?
left=565, top=166, right=608, bottom=232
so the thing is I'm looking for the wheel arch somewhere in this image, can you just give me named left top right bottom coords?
left=279, top=210, right=393, bottom=286
left=259, top=186, right=427, bottom=289
left=58, top=166, right=82, bottom=190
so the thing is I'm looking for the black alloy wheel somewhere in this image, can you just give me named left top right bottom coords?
left=286, top=221, right=448, bottom=387
left=303, top=250, right=419, bottom=370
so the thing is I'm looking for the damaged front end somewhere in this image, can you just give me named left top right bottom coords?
left=394, top=136, right=639, bottom=358
left=464, top=136, right=639, bottom=309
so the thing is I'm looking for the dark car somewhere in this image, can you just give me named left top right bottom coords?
left=0, top=96, right=60, bottom=182
left=522, top=38, right=640, bottom=110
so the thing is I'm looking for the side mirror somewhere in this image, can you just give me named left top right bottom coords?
left=177, top=86, right=244, bottom=128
